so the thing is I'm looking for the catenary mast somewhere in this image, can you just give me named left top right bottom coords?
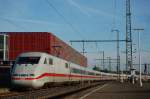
left=126, top=0, right=133, bottom=77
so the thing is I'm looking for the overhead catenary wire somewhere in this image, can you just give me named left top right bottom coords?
left=46, top=0, right=85, bottom=40
left=0, top=17, right=26, bottom=31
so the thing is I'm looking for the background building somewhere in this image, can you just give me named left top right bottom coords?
left=0, top=32, right=87, bottom=67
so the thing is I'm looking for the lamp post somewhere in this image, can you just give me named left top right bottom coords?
left=111, top=29, right=120, bottom=81
left=133, top=28, right=144, bottom=87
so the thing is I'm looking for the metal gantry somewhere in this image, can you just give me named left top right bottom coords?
left=70, top=39, right=125, bottom=73
left=95, top=58, right=117, bottom=72
left=0, top=33, right=9, bottom=61
left=70, top=40, right=125, bottom=56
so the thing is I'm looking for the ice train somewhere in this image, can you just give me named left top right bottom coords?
left=11, top=52, right=120, bottom=89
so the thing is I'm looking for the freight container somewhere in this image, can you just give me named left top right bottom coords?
left=2, top=32, right=87, bottom=67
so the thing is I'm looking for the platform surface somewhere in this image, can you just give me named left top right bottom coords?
left=80, top=82, right=150, bottom=99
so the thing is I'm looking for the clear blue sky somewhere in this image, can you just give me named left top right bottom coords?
left=0, top=0, right=150, bottom=72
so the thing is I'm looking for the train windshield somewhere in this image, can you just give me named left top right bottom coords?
left=17, top=57, right=40, bottom=64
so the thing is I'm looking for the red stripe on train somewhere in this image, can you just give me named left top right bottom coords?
left=12, top=73, right=100, bottom=80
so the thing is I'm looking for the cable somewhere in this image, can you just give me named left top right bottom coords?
left=46, top=0, right=85, bottom=39
left=0, top=17, right=26, bottom=31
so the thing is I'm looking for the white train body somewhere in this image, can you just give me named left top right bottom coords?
left=11, top=52, right=118, bottom=89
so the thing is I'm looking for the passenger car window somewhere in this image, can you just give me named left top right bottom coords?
left=49, top=58, right=53, bottom=65
left=65, top=63, right=68, bottom=68
left=71, top=68, right=81, bottom=74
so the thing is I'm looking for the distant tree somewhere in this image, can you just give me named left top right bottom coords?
left=93, top=66, right=101, bottom=71
left=102, top=69, right=108, bottom=73
left=122, top=70, right=130, bottom=74
left=135, top=71, right=139, bottom=75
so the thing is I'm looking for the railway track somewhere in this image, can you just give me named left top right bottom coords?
left=0, top=81, right=108, bottom=99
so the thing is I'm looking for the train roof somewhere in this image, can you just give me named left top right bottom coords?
left=18, top=52, right=48, bottom=57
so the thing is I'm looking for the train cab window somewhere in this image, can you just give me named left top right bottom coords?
left=65, top=63, right=69, bottom=68
left=49, top=58, right=53, bottom=65
left=44, top=58, right=47, bottom=64
left=17, top=57, right=40, bottom=64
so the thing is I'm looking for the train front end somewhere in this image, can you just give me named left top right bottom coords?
left=11, top=52, right=43, bottom=89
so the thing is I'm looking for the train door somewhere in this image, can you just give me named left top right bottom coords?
left=68, top=62, right=72, bottom=81
left=65, top=62, right=70, bottom=81
left=48, top=58, right=55, bottom=82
